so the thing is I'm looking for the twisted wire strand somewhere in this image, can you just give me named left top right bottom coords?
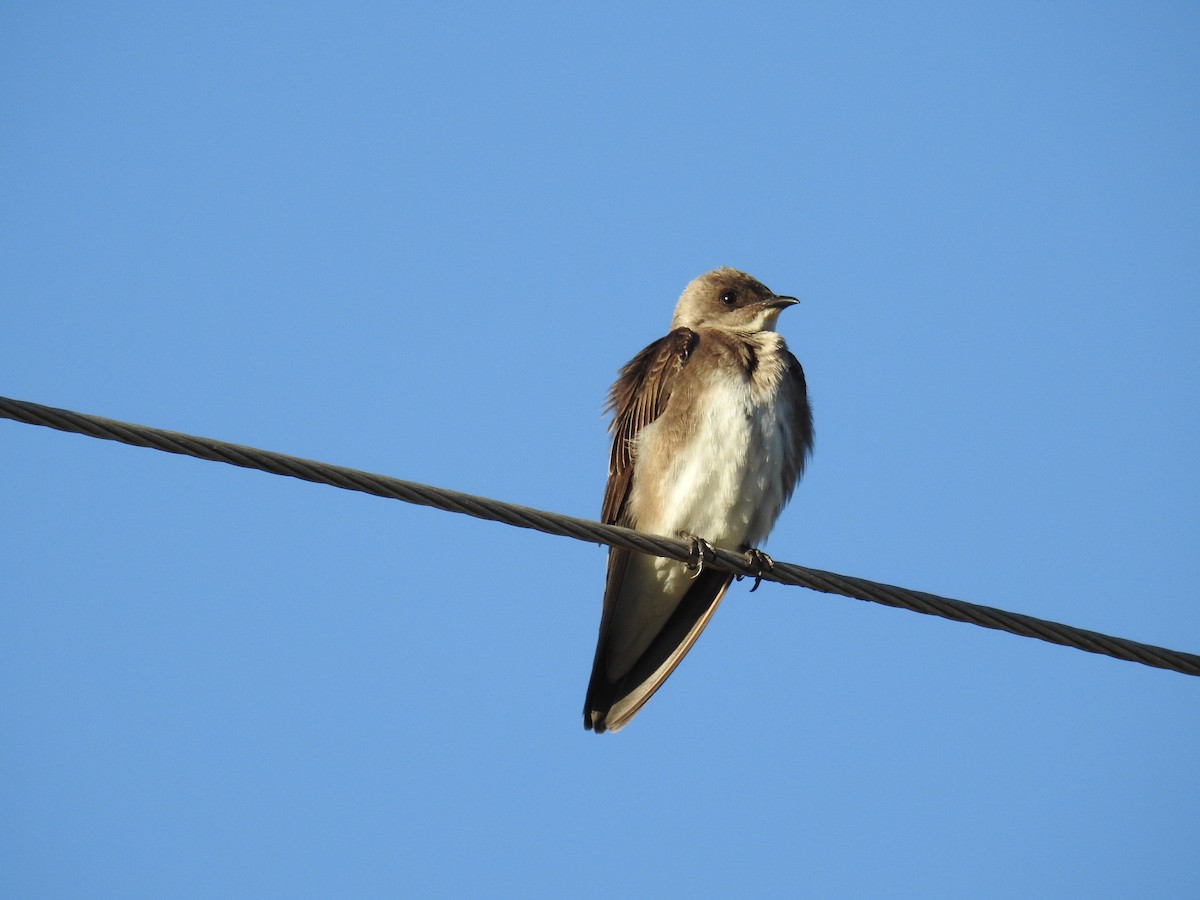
left=3, top=394, right=1197, bottom=678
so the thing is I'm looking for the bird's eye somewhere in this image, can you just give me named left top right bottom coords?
left=719, top=291, right=738, bottom=306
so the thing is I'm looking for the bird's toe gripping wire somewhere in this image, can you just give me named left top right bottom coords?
left=680, top=532, right=717, bottom=578
left=738, top=548, right=775, bottom=592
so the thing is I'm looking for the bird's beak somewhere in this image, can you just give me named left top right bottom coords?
left=754, top=294, right=798, bottom=332
left=763, top=295, right=799, bottom=310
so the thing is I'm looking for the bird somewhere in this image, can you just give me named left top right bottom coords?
left=584, top=267, right=813, bottom=732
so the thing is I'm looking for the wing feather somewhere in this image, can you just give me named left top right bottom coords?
left=780, top=348, right=815, bottom=501
left=586, top=329, right=704, bottom=732
left=600, top=328, right=697, bottom=526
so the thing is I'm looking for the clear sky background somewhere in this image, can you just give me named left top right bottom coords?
left=3, top=3, right=1198, bottom=897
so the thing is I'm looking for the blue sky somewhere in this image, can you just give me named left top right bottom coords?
left=3, top=2, right=1198, bottom=897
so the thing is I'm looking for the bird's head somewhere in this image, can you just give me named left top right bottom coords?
left=670, top=267, right=798, bottom=332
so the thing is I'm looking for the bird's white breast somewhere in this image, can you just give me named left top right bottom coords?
left=642, top=378, right=788, bottom=544
left=632, top=334, right=796, bottom=553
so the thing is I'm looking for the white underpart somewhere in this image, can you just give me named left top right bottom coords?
left=607, top=369, right=793, bottom=679
left=641, top=374, right=789, bottom=586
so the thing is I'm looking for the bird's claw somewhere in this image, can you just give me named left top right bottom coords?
left=681, top=532, right=716, bottom=577
left=739, top=548, right=775, bottom=592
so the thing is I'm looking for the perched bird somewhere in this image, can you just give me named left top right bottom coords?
left=584, top=268, right=813, bottom=732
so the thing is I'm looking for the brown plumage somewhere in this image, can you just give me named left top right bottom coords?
left=584, top=268, right=813, bottom=732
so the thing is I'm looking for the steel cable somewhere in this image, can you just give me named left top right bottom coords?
left=3, top=394, right=1197, bottom=678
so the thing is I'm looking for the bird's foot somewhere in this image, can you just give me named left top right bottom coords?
left=680, top=532, right=716, bottom=577
left=737, top=548, right=775, bottom=592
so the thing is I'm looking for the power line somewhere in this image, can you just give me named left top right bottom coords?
left=3, top=393, right=1198, bottom=678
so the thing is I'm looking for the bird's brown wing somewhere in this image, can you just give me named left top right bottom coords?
left=780, top=347, right=815, bottom=501
left=587, top=562, right=734, bottom=732
left=585, top=328, right=716, bottom=732
left=599, top=328, right=698, bottom=527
